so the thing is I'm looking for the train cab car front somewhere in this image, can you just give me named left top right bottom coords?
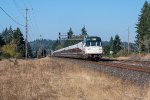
left=84, top=36, right=103, bottom=60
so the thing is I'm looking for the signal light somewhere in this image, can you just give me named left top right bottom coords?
left=59, top=32, right=61, bottom=40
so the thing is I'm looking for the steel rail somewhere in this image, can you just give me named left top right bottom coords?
left=96, top=61, right=150, bottom=73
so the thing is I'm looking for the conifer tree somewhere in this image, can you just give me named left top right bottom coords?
left=64, top=28, right=74, bottom=47
left=0, top=34, right=4, bottom=47
left=109, top=36, right=114, bottom=51
left=13, top=28, right=26, bottom=57
left=136, top=1, right=150, bottom=52
left=81, top=26, right=88, bottom=36
left=67, top=28, right=73, bottom=39
left=113, top=34, right=121, bottom=54
left=2, top=27, right=13, bottom=44
left=27, top=43, right=33, bottom=58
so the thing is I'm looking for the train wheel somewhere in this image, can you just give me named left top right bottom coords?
left=94, top=57, right=100, bottom=62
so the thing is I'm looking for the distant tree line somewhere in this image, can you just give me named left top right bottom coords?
left=52, top=26, right=88, bottom=51
left=136, top=1, right=150, bottom=53
left=0, top=26, right=32, bottom=59
left=30, top=39, right=54, bottom=58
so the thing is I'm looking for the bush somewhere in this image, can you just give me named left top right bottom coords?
left=1, top=44, right=21, bottom=59
left=2, top=45, right=15, bottom=57
left=15, top=53, right=21, bottom=59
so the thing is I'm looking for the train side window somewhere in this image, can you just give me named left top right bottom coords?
left=97, top=42, right=100, bottom=46
left=91, top=42, right=96, bottom=46
left=86, top=41, right=90, bottom=46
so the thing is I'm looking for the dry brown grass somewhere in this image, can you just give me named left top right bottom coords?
left=143, top=54, right=150, bottom=60
left=0, top=57, right=149, bottom=100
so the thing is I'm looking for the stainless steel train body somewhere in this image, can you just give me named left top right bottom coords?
left=53, top=36, right=103, bottom=60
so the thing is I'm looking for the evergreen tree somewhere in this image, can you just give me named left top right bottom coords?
left=2, top=27, right=11, bottom=44
left=1, top=28, right=8, bottom=44
left=109, top=36, right=114, bottom=51
left=0, top=34, right=4, bottom=47
left=67, top=28, right=73, bottom=39
left=27, top=43, right=33, bottom=58
left=136, top=1, right=150, bottom=52
left=63, top=28, right=75, bottom=47
left=0, top=27, right=28, bottom=58
left=81, top=26, right=88, bottom=36
left=113, top=34, right=121, bottom=54
left=13, top=28, right=26, bottom=57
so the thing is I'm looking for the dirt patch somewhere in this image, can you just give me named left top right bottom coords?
left=116, top=57, right=130, bottom=60
left=143, top=54, right=150, bottom=60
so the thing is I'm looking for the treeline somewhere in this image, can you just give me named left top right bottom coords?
left=30, top=39, right=54, bottom=58
left=0, top=26, right=32, bottom=59
left=52, top=26, right=88, bottom=51
left=136, top=1, right=150, bottom=53
left=30, top=39, right=54, bottom=52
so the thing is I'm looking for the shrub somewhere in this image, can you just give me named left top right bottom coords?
left=1, top=44, right=21, bottom=59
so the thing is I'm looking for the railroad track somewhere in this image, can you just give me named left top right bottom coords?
left=53, top=57, right=150, bottom=73
left=95, top=59, right=150, bottom=73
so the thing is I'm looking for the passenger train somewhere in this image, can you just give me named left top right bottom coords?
left=52, top=36, right=103, bottom=60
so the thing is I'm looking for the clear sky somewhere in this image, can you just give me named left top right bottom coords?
left=0, top=0, right=149, bottom=42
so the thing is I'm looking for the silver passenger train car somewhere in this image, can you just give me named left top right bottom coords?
left=52, top=36, right=103, bottom=60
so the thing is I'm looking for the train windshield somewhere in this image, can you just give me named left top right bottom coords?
left=85, top=37, right=102, bottom=46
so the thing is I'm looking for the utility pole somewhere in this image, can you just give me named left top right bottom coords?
left=128, top=27, right=130, bottom=53
left=40, top=35, right=44, bottom=57
left=40, top=35, right=42, bottom=48
left=25, top=8, right=29, bottom=59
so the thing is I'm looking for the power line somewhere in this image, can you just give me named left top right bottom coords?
left=12, top=0, right=35, bottom=43
left=128, top=27, right=130, bottom=53
left=28, top=12, right=38, bottom=38
left=0, top=6, right=25, bottom=27
left=32, top=9, right=41, bottom=34
left=12, top=0, right=25, bottom=18
left=26, top=0, right=42, bottom=38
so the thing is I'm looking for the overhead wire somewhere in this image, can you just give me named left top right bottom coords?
left=27, top=0, right=43, bottom=41
left=28, top=29, right=33, bottom=41
left=31, top=9, right=41, bottom=35
left=12, top=0, right=25, bottom=18
left=12, top=0, right=42, bottom=41
left=28, top=0, right=41, bottom=33
left=0, top=6, right=25, bottom=27
left=28, top=12, right=39, bottom=41
left=15, top=0, right=36, bottom=41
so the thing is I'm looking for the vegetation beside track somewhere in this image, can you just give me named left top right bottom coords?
left=0, top=57, right=150, bottom=99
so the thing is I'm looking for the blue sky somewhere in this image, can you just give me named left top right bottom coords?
left=0, top=0, right=149, bottom=42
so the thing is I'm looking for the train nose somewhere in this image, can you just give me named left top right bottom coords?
left=85, top=47, right=103, bottom=54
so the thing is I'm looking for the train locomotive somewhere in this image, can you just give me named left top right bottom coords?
left=52, top=36, right=103, bottom=60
